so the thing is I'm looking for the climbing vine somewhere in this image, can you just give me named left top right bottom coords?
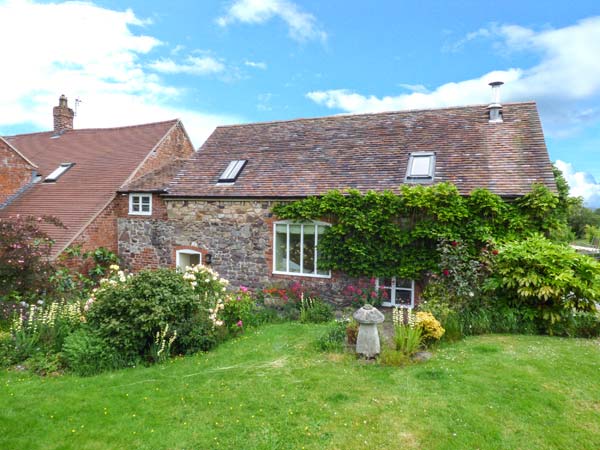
left=272, top=182, right=564, bottom=279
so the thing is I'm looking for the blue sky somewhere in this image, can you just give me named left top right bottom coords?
left=1, top=0, right=599, bottom=206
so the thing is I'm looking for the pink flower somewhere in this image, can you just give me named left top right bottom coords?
left=236, top=320, right=243, bottom=327
left=443, top=269, right=450, bottom=276
left=240, top=286, right=249, bottom=293
left=370, top=291, right=377, bottom=299
left=451, top=241, right=458, bottom=247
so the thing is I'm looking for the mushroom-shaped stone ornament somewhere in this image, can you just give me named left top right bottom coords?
left=353, top=304, right=385, bottom=358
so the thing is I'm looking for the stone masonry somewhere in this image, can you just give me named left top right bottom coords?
left=118, top=199, right=357, bottom=305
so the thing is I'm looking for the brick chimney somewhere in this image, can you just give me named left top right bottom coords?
left=53, top=95, right=74, bottom=133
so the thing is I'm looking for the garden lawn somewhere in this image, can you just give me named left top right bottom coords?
left=1, top=323, right=600, bottom=450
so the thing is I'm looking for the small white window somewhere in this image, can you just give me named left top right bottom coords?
left=376, top=277, right=415, bottom=308
left=176, top=249, right=202, bottom=271
left=44, top=162, right=74, bottom=182
left=129, top=193, right=152, bottom=215
left=406, top=152, right=435, bottom=181
left=273, top=221, right=330, bottom=278
left=218, top=160, right=247, bottom=183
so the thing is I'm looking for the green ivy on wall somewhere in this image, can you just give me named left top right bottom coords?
left=272, top=182, right=564, bottom=279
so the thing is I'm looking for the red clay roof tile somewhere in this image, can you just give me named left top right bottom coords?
left=165, top=102, right=556, bottom=198
left=0, top=120, right=179, bottom=256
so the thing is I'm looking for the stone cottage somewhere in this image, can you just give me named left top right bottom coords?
left=117, top=100, right=557, bottom=306
left=0, top=96, right=194, bottom=259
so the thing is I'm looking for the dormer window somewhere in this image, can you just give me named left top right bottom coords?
left=44, top=162, right=74, bottom=182
left=129, top=193, right=152, bottom=215
left=406, top=152, right=435, bottom=181
left=218, top=160, right=247, bottom=183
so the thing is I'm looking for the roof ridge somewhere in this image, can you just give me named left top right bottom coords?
left=3, top=118, right=180, bottom=139
left=214, top=101, right=537, bottom=130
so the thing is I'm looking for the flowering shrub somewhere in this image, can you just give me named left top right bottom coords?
left=9, top=299, right=84, bottom=363
left=86, top=267, right=207, bottom=361
left=343, top=278, right=387, bottom=307
left=220, top=286, right=255, bottom=334
left=415, top=311, right=445, bottom=342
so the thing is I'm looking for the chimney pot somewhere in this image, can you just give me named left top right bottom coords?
left=487, top=81, right=504, bottom=123
left=53, top=95, right=74, bottom=133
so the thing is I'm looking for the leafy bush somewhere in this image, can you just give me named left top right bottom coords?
left=315, top=320, right=347, bottom=352
left=62, top=328, right=124, bottom=376
left=299, top=297, right=333, bottom=323
left=486, top=235, right=600, bottom=330
left=86, top=267, right=220, bottom=360
left=0, top=215, right=64, bottom=302
left=25, top=351, right=64, bottom=376
left=0, top=331, right=15, bottom=367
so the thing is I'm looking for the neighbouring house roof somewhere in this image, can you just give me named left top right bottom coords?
left=164, top=102, right=556, bottom=199
left=0, top=119, right=180, bottom=257
left=119, top=158, right=189, bottom=193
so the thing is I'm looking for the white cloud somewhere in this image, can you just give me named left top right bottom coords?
left=555, top=160, right=600, bottom=208
left=245, top=60, right=267, bottom=70
left=307, top=16, right=600, bottom=136
left=217, top=0, right=326, bottom=43
left=149, top=56, right=225, bottom=75
left=0, top=1, right=241, bottom=147
left=307, top=69, right=522, bottom=113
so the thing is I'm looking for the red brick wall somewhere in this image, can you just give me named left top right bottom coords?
left=69, top=197, right=119, bottom=255
left=0, top=140, right=33, bottom=205
left=131, top=122, right=195, bottom=181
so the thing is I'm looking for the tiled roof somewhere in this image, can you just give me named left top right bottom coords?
left=166, top=102, right=556, bottom=198
left=0, top=120, right=179, bottom=256
left=119, top=158, right=189, bottom=192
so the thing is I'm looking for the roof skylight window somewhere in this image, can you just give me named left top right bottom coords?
left=406, top=152, right=435, bottom=181
left=218, top=160, right=247, bottom=183
left=44, top=162, right=74, bottom=182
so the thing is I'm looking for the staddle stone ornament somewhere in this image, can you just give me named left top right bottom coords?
left=353, top=304, right=385, bottom=358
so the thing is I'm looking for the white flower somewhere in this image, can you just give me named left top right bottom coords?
left=109, top=264, right=120, bottom=271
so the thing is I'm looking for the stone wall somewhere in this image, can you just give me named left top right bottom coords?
left=118, top=199, right=358, bottom=305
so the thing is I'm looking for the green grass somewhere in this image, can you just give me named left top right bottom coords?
left=1, top=323, right=600, bottom=450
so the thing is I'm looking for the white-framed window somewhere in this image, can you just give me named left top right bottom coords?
left=129, top=193, right=152, bottom=215
left=406, top=152, right=435, bottom=181
left=176, top=249, right=202, bottom=271
left=376, top=277, right=415, bottom=308
left=273, top=221, right=330, bottom=278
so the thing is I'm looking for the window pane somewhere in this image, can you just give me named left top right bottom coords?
left=189, top=254, right=200, bottom=266
left=396, top=278, right=412, bottom=289
left=316, top=225, right=329, bottom=275
left=410, top=156, right=431, bottom=176
left=302, top=225, right=315, bottom=274
left=380, top=278, right=393, bottom=289
left=288, top=224, right=301, bottom=273
left=275, top=224, right=287, bottom=272
left=395, top=289, right=412, bottom=305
